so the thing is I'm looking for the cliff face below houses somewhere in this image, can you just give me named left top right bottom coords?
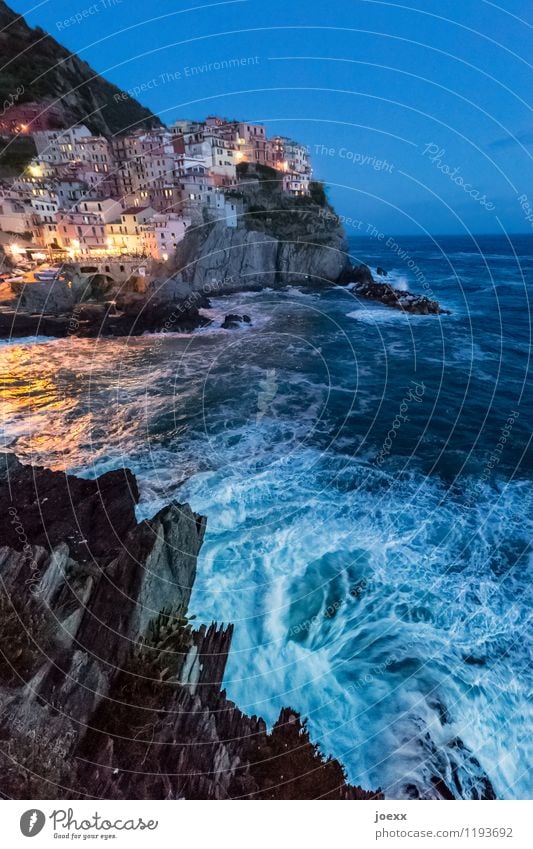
left=174, top=220, right=348, bottom=292
left=171, top=164, right=350, bottom=292
left=0, top=453, right=380, bottom=800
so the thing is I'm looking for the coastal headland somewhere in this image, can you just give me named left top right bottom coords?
left=1, top=162, right=447, bottom=340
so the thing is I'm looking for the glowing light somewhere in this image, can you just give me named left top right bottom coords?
left=162, top=252, right=169, bottom=262
left=10, top=243, right=22, bottom=255
left=28, top=164, right=42, bottom=178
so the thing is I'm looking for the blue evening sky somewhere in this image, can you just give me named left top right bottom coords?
left=5, top=0, right=533, bottom=235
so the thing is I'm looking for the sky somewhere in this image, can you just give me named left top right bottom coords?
left=5, top=0, right=533, bottom=235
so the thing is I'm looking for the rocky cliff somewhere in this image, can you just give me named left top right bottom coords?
left=171, top=164, right=350, bottom=292
left=167, top=166, right=448, bottom=316
left=0, top=453, right=380, bottom=800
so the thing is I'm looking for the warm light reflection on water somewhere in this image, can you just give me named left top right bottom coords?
left=0, top=331, right=206, bottom=479
left=0, top=337, right=147, bottom=471
left=1, top=343, right=79, bottom=468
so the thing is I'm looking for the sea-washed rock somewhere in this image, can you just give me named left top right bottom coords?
left=0, top=454, right=380, bottom=800
left=221, top=313, right=252, bottom=328
left=341, top=265, right=449, bottom=315
left=0, top=300, right=211, bottom=339
left=339, top=263, right=375, bottom=286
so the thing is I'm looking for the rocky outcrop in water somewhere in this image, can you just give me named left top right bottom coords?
left=0, top=453, right=379, bottom=800
left=221, top=313, right=252, bottom=329
left=341, top=264, right=449, bottom=315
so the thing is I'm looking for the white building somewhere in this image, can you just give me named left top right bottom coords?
left=33, top=125, right=92, bottom=164
left=0, top=188, right=37, bottom=238
left=29, top=184, right=60, bottom=245
left=282, top=172, right=312, bottom=197
left=205, top=191, right=241, bottom=228
left=72, top=198, right=123, bottom=224
left=54, top=179, right=89, bottom=209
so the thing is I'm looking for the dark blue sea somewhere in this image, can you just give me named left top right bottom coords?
left=1, top=234, right=532, bottom=798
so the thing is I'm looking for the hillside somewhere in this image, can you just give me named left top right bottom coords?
left=0, top=1, right=162, bottom=136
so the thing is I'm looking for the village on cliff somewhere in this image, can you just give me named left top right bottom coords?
left=0, top=112, right=313, bottom=282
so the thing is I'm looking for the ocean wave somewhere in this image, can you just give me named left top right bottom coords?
left=346, top=308, right=434, bottom=323
left=174, top=448, right=533, bottom=800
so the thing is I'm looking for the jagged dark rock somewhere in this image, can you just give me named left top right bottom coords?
left=339, top=263, right=375, bottom=287
left=0, top=454, right=380, bottom=800
left=340, top=265, right=449, bottom=315
left=423, top=733, right=496, bottom=801
left=0, top=301, right=210, bottom=339
left=0, top=310, right=71, bottom=338
left=221, top=313, right=252, bottom=329
left=0, top=452, right=139, bottom=562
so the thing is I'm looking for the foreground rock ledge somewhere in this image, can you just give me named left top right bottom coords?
left=0, top=453, right=380, bottom=800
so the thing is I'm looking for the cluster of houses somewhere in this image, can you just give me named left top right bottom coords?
left=0, top=116, right=313, bottom=264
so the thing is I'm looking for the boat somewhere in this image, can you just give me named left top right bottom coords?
left=33, top=266, right=63, bottom=282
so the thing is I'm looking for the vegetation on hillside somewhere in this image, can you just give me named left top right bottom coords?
left=0, top=135, right=36, bottom=177
left=234, top=163, right=341, bottom=243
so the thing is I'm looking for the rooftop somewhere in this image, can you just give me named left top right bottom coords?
left=121, top=206, right=151, bottom=215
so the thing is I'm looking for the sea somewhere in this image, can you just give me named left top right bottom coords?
left=1, top=233, right=532, bottom=799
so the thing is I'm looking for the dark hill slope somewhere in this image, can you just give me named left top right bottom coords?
left=0, top=1, right=162, bottom=136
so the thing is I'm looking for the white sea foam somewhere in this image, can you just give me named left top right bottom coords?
left=174, top=447, right=533, bottom=800
left=346, top=308, right=426, bottom=323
